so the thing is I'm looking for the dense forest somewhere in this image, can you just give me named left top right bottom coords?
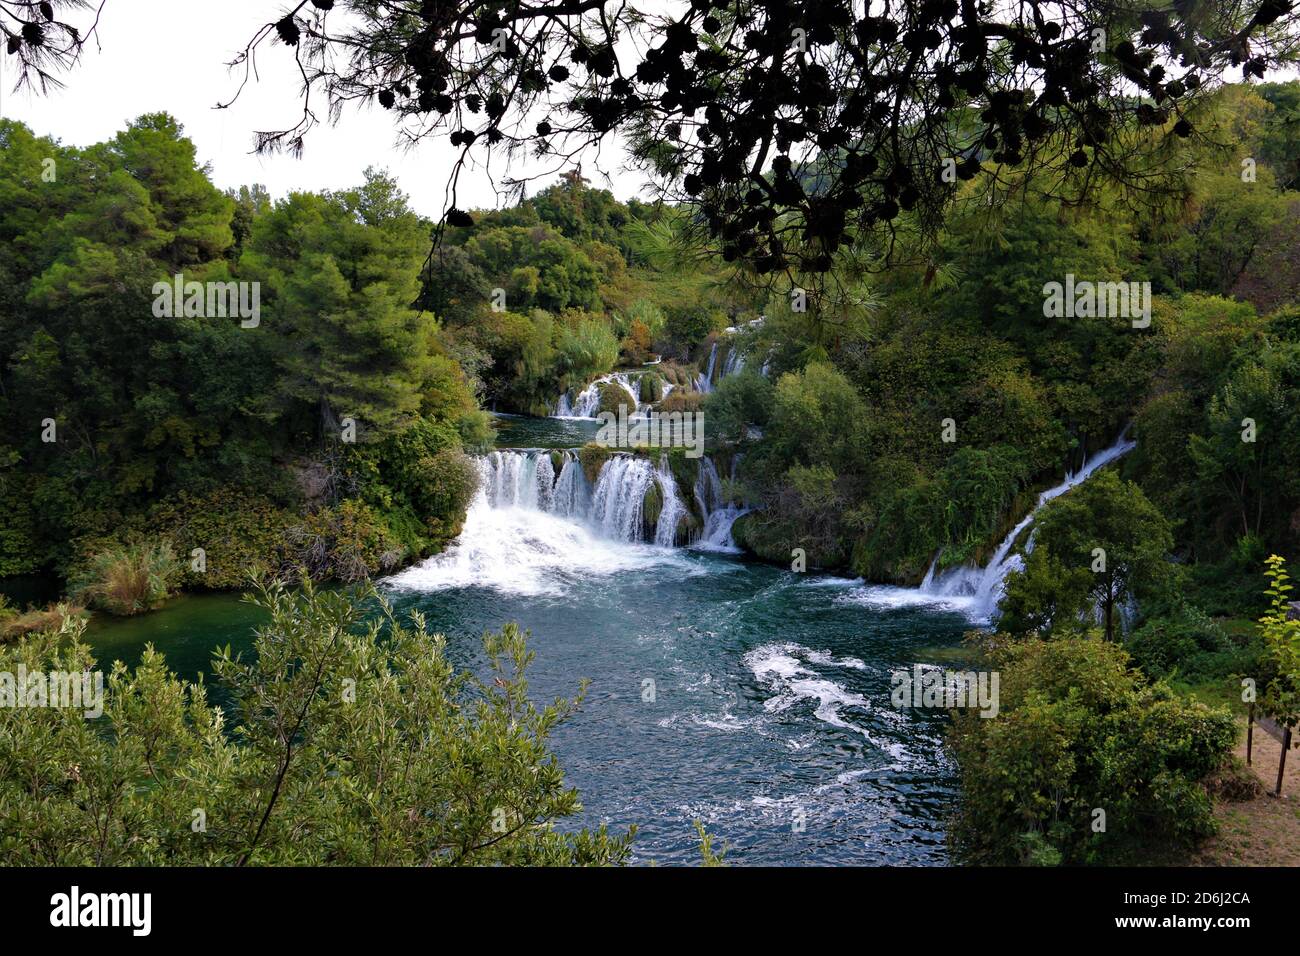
left=6, top=82, right=1299, bottom=604
left=3, top=75, right=1300, bottom=866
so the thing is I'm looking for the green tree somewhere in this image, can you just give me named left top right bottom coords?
left=1016, top=471, right=1175, bottom=641
left=997, top=552, right=1094, bottom=639
left=1259, top=555, right=1300, bottom=731
left=240, top=171, right=436, bottom=438
left=1188, top=347, right=1295, bottom=541
left=763, top=362, right=869, bottom=477
left=704, top=368, right=775, bottom=444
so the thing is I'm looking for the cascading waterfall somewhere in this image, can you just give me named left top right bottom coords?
left=654, top=456, right=689, bottom=547
left=721, top=347, right=746, bottom=378
left=554, top=372, right=644, bottom=419
left=549, top=452, right=591, bottom=518
left=590, top=455, right=655, bottom=541
left=693, top=456, right=748, bottom=551
left=477, top=449, right=693, bottom=546
left=696, top=339, right=753, bottom=394
left=694, top=342, right=719, bottom=394
left=920, top=430, right=1137, bottom=617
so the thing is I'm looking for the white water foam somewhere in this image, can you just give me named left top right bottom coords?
left=385, top=496, right=683, bottom=597
left=744, top=643, right=880, bottom=741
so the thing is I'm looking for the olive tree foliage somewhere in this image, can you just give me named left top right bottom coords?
left=211, top=0, right=1300, bottom=293
left=0, top=579, right=634, bottom=865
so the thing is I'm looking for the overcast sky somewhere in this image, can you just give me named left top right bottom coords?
left=0, top=0, right=648, bottom=217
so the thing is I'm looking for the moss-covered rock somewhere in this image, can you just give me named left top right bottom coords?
left=642, top=482, right=663, bottom=540
left=730, top=512, right=752, bottom=550
left=664, top=450, right=702, bottom=521
left=579, top=443, right=613, bottom=483
left=549, top=450, right=564, bottom=475
left=675, top=512, right=701, bottom=547
left=596, top=381, right=633, bottom=416
left=639, top=373, right=664, bottom=404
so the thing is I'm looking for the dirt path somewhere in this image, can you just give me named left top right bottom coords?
left=1194, top=723, right=1300, bottom=866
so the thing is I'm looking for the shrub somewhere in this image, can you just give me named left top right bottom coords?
left=143, top=488, right=297, bottom=590
left=661, top=306, right=725, bottom=357
left=0, top=580, right=635, bottom=865
left=658, top=390, right=703, bottom=413
left=703, top=368, right=775, bottom=443
left=412, top=448, right=480, bottom=543
left=456, top=408, right=497, bottom=453
left=70, top=542, right=182, bottom=616
left=950, top=636, right=1236, bottom=865
left=290, top=500, right=406, bottom=583
left=1126, top=603, right=1261, bottom=681
left=1259, top=555, right=1300, bottom=729
left=621, top=319, right=654, bottom=365
left=556, top=317, right=620, bottom=384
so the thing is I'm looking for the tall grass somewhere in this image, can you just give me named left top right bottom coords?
left=71, top=542, right=182, bottom=616
left=0, top=601, right=86, bottom=642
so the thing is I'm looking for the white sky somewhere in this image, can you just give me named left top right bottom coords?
left=0, top=0, right=648, bottom=217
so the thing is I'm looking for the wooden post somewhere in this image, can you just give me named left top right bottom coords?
left=1248, top=704, right=1255, bottom=766
left=1278, top=727, right=1292, bottom=798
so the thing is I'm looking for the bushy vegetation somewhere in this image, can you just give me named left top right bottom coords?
left=722, top=82, right=1300, bottom=606
left=0, top=596, right=86, bottom=643
left=0, top=581, right=634, bottom=865
left=950, top=636, right=1236, bottom=865
left=0, top=116, right=484, bottom=588
left=1258, top=556, right=1300, bottom=729
left=3, top=78, right=1299, bottom=869
left=999, top=472, right=1174, bottom=642
left=69, top=542, right=183, bottom=616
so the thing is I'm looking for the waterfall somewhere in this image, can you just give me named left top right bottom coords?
left=693, top=456, right=748, bottom=551
left=695, top=342, right=719, bottom=394
left=920, top=430, right=1137, bottom=617
left=554, top=372, right=644, bottom=419
left=590, top=455, right=655, bottom=541
left=550, top=454, right=591, bottom=518
left=476, top=449, right=690, bottom=546
left=696, top=340, right=752, bottom=395
left=694, top=456, right=723, bottom=515
left=654, top=456, right=689, bottom=547
left=721, top=348, right=746, bottom=378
